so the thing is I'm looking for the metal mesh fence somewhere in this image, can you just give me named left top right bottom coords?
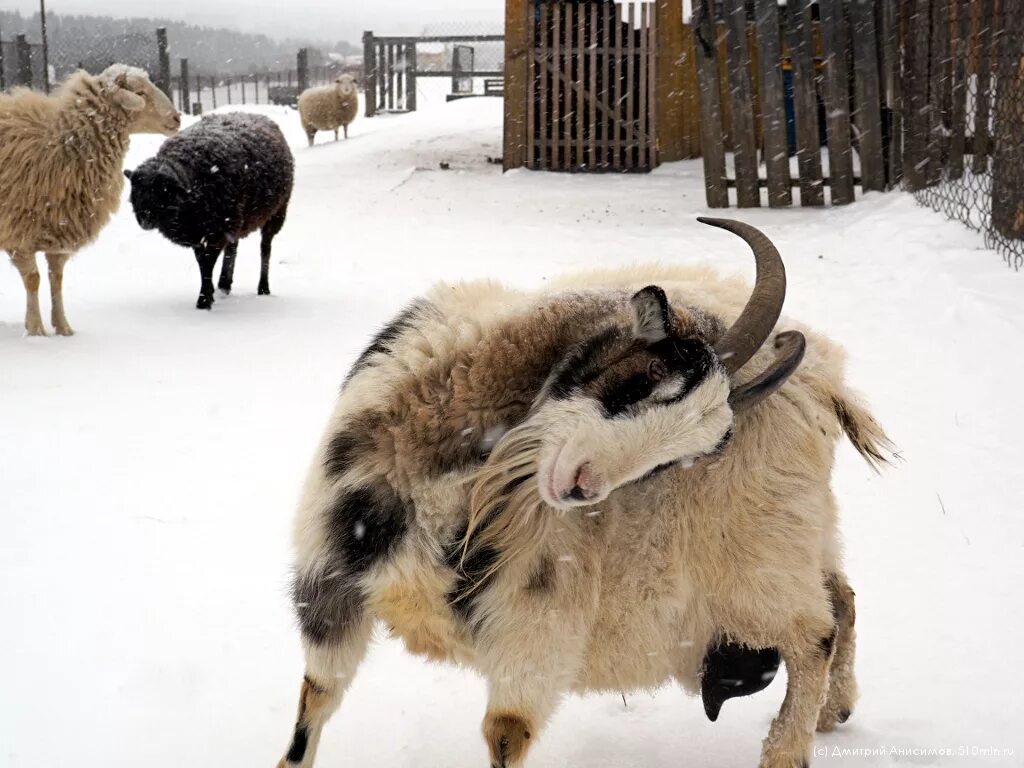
left=911, top=0, right=1024, bottom=270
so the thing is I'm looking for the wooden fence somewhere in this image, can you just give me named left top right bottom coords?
left=363, top=33, right=505, bottom=117
left=524, top=0, right=657, bottom=172
left=694, top=0, right=896, bottom=207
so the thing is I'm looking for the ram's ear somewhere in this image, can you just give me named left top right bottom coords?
left=630, top=285, right=673, bottom=343
left=123, top=169, right=133, bottom=180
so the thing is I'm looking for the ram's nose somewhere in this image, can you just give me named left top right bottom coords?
left=560, top=463, right=599, bottom=502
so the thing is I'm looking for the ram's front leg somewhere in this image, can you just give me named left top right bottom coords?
left=760, top=611, right=837, bottom=768
left=476, top=565, right=591, bottom=767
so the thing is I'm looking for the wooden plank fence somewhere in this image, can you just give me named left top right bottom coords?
left=693, top=0, right=892, bottom=207
left=526, top=0, right=657, bottom=172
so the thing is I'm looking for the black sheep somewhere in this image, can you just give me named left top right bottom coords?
left=125, top=112, right=294, bottom=310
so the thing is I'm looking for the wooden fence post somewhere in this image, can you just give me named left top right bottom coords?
left=156, top=27, right=171, bottom=98
left=754, top=0, right=793, bottom=206
left=880, top=0, right=903, bottom=188
left=0, top=19, right=6, bottom=91
left=194, top=71, right=203, bottom=114
left=991, top=0, right=1024, bottom=240
left=851, top=0, right=885, bottom=192
left=406, top=42, right=418, bottom=112
left=903, top=0, right=930, bottom=190
left=180, top=58, right=190, bottom=115
left=818, top=0, right=855, bottom=204
left=942, top=0, right=966, bottom=182
left=40, top=0, right=50, bottom=92
left=16, top=34, right=32, bottom=87
left=363, top=31, right=377, bottom=117
left=786, top=0, right=825, bottom=205
left=504, top=0, right=530, bottom=170
left=211, top=76, right=217, bottom=109
left=297, top=48, right=309, bottom=92
left=694, top=0, right=729, bottom=207
left=972, top=0, right=995, bottom=175
left=723, top=0, right=760, bottom=206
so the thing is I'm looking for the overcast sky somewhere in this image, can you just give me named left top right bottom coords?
left=10, top=0, right=506, bottom=44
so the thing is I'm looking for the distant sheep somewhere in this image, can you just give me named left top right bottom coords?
left=0, top=65, right=180, bottom=336
left=124, top=112, right=294, bottom=310
left=298, top=74, right=358, bottom=147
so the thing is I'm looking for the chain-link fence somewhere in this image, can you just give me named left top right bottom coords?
left=909, top=0, right=1024, bottom=270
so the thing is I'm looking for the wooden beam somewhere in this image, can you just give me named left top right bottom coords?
left=754, top=0, right=793, bottom=206
left=503, top=0, right=530, bottom=171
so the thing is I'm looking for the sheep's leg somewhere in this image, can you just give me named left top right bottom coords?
left=193, top=245, right=221, bottom=310
left=10, top=251, right=45, bottom=336
left=817, top=572, right=857, bottom=732
left=45, top=252, right=74, bottom=336
left=477, top=579, right=589, bottom=767
left=759, top=611, right=837, bottom=768
left=303, top=124, right=315, bottom=147
left=217, top=242, right=238, bottom=295
left=333, top=128, right=338, bottom=141
left=343, top=125, right=348, bottom=139
left=277, top=571, right=374, bottom=768
left=259, top=209, right=286, bottom=296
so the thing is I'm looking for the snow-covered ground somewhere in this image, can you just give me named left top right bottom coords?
left=1, top=85, right=1022, bottom=768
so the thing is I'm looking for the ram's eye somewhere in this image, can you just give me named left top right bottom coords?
left=647, top=359, right=667, bottom=382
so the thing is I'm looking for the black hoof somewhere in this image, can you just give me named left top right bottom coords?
left=218, top=284, right=232, bottom=295
left=258, top=285, right=271, bottom=296
left=196, top=294, right=214, bottom=310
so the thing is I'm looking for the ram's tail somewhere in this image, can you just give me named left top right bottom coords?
left=832, top=394, right=896, bottom=472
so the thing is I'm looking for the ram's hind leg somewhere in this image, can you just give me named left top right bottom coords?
left=217, top=242, right=238, bottom=295
left=817, top=572, right=857, bottom=731
left=277, top=575, right=373, bottom=768
left=258, top=208, right=286, bottom=296
left=760, top=611, right=836, bottom=768
left=45, top=253, right=74, bottom=336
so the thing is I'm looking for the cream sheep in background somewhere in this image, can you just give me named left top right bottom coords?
left=297, top=74, right=358, bottom=147
left=0, top=65, right=180, bottom=336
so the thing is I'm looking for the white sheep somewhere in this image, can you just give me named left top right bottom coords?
left=0, top=65, right=180, bottom=336
left=297, top=74, right=358, bottom=147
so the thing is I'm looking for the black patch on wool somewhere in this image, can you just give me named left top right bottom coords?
left=292, top=568, right=364, bottom=646
left=293, top=482, right=410, bottom=645
left=599, top=336, right=714, bottom=418
left=346, top=302, right=424, bottom=382
left=444, top=474, right=531, bottom=626
left=327, top=484, right=410, bottom=575
left=701, top=641, right=781, bottom=722
left=323, top=414, right=382, bottom=479
left=547, top=327, right=624, bottom=400
left=125, top=113, right=294, bottom=249
left=445, top=521, right=500, bottom=626
left=286, top=727, right=309, bottom=763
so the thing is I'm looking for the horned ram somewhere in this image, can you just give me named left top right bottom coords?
left=275, top=218, right=892, bottom=768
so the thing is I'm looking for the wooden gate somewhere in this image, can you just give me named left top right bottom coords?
left=527, top=0, right=658, bottom=172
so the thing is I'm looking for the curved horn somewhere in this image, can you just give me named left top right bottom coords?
left=728, top=331, right=806, bottom=412
left=698, top=217, right=787, bottom=374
